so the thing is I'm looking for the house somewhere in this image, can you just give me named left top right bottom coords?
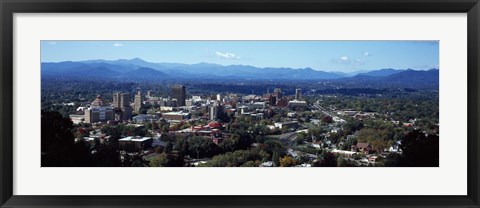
left=211, top=129, right=224, bottom=145
left=310, top=119, right=321, bottom=125
left=287, top=112, right=297, bottom=118
left=311, top=141, right=321, bottom=149
left=260, top=161, right=273, bottom=167
left=388, top=141, right=402, bottom=152
left=330, top=128, right=340, bottom=133
left=403, top=123, right=414, bottom=127
left=353, top=142, right=372, bottom=153
left=368, top=155, right=378, bottom=162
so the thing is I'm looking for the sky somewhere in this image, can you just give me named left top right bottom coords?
left=41, top=40, right=439, bottom=73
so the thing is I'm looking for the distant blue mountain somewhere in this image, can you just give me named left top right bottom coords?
left=122, top=67, right=169, bottom=81
left=356, top=68, right=405, bottom=77
left=382, top=68, right=439, bottom=85
left=42, top=58, right=345, bottom=81
left=337, top=68, right=439, bottom=89
left=41, top=58, right=438, bottom=86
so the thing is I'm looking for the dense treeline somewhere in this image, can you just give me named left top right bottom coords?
left=42, top=79, right=438, bottom=106
left=319, top=93, right=438, bottom=125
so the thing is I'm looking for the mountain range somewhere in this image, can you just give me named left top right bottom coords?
left=41, top=58, right=439, bottom=87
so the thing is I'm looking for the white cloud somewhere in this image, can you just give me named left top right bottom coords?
left=332, top=56, right=366, bottom=66
left=48, top=41, right=57, bottom=45
left=113, top=43, right=124, bottom=47
left=215, top=51, right=240, bottom=59
left=363, top=51, right=370, bottom=56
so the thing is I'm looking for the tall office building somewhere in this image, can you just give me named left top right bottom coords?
left=216, top=93, right=223, bottom=102
left=209, top=103, right=223, bottom=121
left=134, top=91, right=143, bottom=112
left=295, top=88, right=302, bottom=100
left=171, top=85, right=186, bottom=106
left=85, top=95, right=114, bottom=123
left=113, top=92, right=121, bottom=108
left=112, top=92, right=132, bottom=121
left=273, top=88, right=282, bottom=99
left=120, top=93, right=129, bottom=109
left=147, top=90, right=152, bottom=98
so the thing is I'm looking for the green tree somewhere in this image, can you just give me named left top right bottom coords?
left=41, top=111, right=92, bottom=167
left=384, top=152, right=403, bottom=167
left=150, top=153, right=168, bottom=167
left=321, top=115, right=333, bottom=124
left=400, top=130, right=439, bottom=167
left=272, top=151, right=280, bottom=167
left=280, top=156, right=296, bottom=167
left=314, top=152, right=337, bottom=167
left=296, top=132, right=306, bottom=145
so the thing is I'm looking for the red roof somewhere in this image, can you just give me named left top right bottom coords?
left=208, top=121, right=222, bottom=128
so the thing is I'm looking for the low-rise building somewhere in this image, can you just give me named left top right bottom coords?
left=353, top=142, right=372, bottom=153
left=69, top=114, right=85, bottom=124
left=287, top=112, right=297, bottom=118
left=274, top=121, right=299, bottom=130
left=132, top=114, right=156, bottom=123
left=84, top=95, right=114, bottom=123
left=119, top=136, right=153, bottom=150
left=288, top=100, right=308, bottom=110
left=162, top=112, right=190, bottom=121
left=332, top=149, right=358, bottom=158
left=341, top=110, right=357, bottom=116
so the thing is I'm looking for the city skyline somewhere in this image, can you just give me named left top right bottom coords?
left=41, top=40, right=439, bottom=73
left=41, top=40, right=439, bottom=168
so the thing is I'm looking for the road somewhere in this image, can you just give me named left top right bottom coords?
left=312, top=103, right=333, bottom=117
left=278, top=132, right=297, bottom=149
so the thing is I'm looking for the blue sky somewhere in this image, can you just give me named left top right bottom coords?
left=41, top=40, right=439, bottom=73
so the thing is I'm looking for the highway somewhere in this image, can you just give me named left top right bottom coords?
left=278, top=132, right=297, bottom=148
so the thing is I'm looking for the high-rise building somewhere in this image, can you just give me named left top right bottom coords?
left=295, top=88, right=302, bottom=100
left=186, top=99, right=193, bottom=107
left=120, top=93, right=130, bottom=108
left=264, top=94, right=276, bottom=106
left=113, top=92, right=131, bottom=108
left=85, top=95, right=114, bottom=123
left=277, top=97, right=289, bottom=108
left=134, top=91, right=143, bottom=112
left=209, top=103, right=223, bottom=121
left=112, top=92, right=132, bottom=121
left=273, top=88, right=282, bottom=99
left=216, top=93, right=223, bottom=102
left=112, top=92, right=121, bottom=108
left=147, top=90, right=152, bottom=98
left=171, top=85, right=186, bottom=106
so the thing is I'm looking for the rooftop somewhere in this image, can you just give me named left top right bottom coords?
left=163, top=112, right=189, bottom=116
left=119, top=136, right=152, bottom=142
left=289, top=100, right=307, bottom=103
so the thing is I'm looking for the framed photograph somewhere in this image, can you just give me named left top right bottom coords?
left=1, top=0, right=479, bottom=207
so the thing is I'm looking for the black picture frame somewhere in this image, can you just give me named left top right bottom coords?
left=1, top=0, right=479, bottom=207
